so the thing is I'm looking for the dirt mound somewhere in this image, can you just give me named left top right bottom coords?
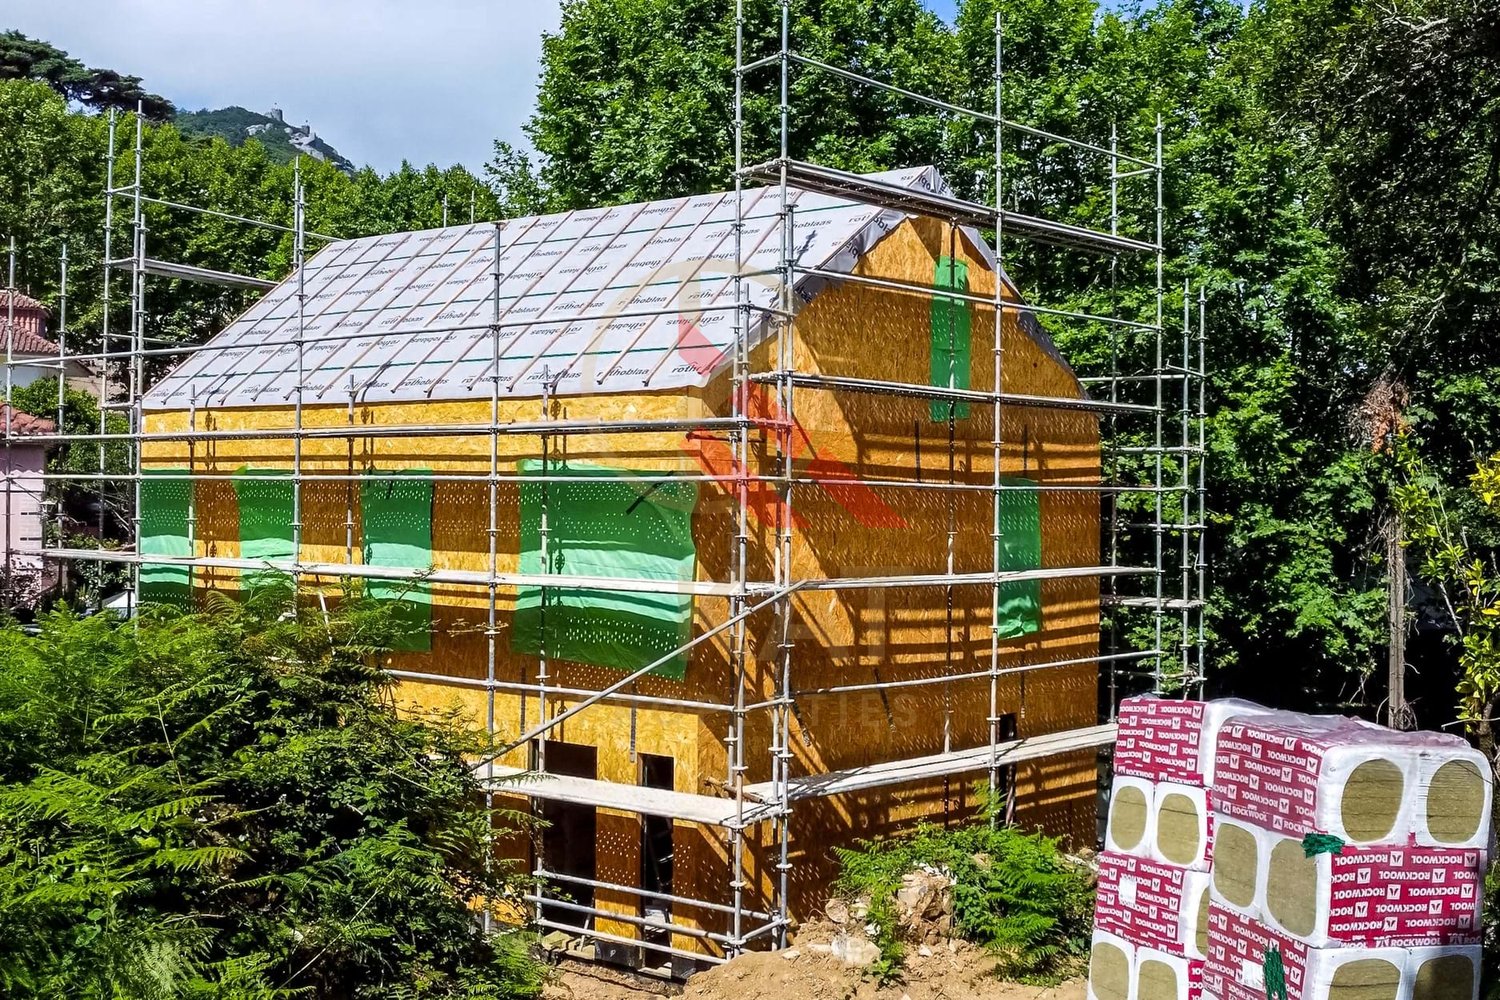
left=684, top=940, right=1084, bottom=1000
left=542, top=871, right=1087, bottom=1000
left=542, top=927, right=1086, bottom=1000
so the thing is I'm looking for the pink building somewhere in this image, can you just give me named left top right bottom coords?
left=0, top=289, right=90, bottom=390
left=0, top=404, right=56, bottom=608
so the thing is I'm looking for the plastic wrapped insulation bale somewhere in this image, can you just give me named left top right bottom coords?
left=1106, top=774, right=1158, bottom=858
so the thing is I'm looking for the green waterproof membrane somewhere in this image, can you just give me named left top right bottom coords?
left=361, top=471, right=434, bottom=652
left=997, top=476, right=1042, bottom=638
left=513, top=460, right=698, bottom=680
left=139, top=469, right=192, bottom=608
left=929, top=255, right=972, bottom=422
left=233, top=468, right=295, bottom=593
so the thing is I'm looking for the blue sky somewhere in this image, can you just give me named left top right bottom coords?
left=0, top=0, right=562, bottom=173
left=0, top=0, right=1028, bottom=174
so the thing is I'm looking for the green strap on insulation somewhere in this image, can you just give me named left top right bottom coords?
left=361, top=470, right=433, bottom=652
left=929, top=255, right=972, bottom=422
left=1263, top=946, right=1288, bottom=1000
left=513, top=460, right=698, bottom=680
left=1302, top=832, right=1346, bottom=857
left=139, top=469, right=192, bottom=608
left=996, top=476, right=1042, bottom=638
left=232, top=468, right=294, bottom=593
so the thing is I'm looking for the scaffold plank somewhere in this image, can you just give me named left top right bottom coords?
left=474, top=724, right=1115, bottom=821
left=741, top=723, right=1117, bottom=802
left=481, top=766, right=777, bottom=826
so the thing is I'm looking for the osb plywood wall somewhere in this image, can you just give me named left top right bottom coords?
left=141, top=216, right=1100, bottom=955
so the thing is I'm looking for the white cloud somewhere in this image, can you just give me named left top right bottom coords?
left=0, top=0, right=562, bottom=173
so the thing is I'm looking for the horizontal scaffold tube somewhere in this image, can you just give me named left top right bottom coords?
left=23, top=549, right=1155, bottom=597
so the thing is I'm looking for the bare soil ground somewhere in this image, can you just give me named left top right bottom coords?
left=542, top=942, right=1086, bottom=1000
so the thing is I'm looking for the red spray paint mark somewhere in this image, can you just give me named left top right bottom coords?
left=674, top=319, right=905, bottom=530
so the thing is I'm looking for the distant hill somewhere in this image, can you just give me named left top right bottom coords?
left=175, top=105, right=355, bottom=174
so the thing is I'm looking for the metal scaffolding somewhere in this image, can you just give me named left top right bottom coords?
left=0, top=0, right=1207, bottom=974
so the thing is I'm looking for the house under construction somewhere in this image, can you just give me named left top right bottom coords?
left=2, top=2, right=1207, bottom=976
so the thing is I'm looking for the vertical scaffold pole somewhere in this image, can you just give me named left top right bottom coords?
left=1105, top=126, right=1121, bottom=717
left=128, top=103, right=146, bottom=618
left=772, top=10, right=797, bottom=946
left=728, top=0, right=751, bottom=957
left=485, top=220, right=504, bottom=934
left=291, top=158, right=306, bottom=597
left=1152, top=115, right=1165, bottom=692
left=4, top=237, right=14, bottom=593
left=97, top=110, right=117, bottom=609
left=987, top=5, right=1007, bottom=817
left=1180, top=279, right=1193, bottom=686
left=1196, top=285, right=1208, bottom=697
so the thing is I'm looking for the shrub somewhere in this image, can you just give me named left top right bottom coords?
left=833, top=792, right=1094, bottom=984
left=0, top=583, right=543, bottom=999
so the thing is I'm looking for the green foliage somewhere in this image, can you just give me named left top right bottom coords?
left=0, top=585, right=543, bottom=999
left=0, top=30, right=174, bottom=120
left=0, top=77, right=502, bottom=370
left=514, top=0, right=1500, bottom=719
left=1393, top=436, right=1500, bottom=739
left=175, top=106, right=357, bottom=173
left=517, top=0, right=963, bottom=211
left=833, top=795, right=1093, bottom=984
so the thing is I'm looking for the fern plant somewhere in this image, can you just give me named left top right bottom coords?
left=0, top=582, right=542, bottom=999
left=833, top=789, right=1093, bottom=984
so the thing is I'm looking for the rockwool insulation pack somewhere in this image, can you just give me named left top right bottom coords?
left=1088, top=927, right=1206, bottom=1000
left=1115, top=695, right=1274, bottom=787
left=1095, top=851, right=1213, bottom=958
left=1088, top=928, right=1135, bottom=1000
left=1105, top=774, right=1157, bottom=857
left=1154, top=781, right=1214, bottom=869
left=1212, top=712, right=1494, bottom=848
left=1261, top=838, right=1484, bottom=947
left=1201, top=902, right=1480, bottom=1000
left=1208, top=816, right=1270, bottom=920
left=1098, top=697, right=1492, bottom=1000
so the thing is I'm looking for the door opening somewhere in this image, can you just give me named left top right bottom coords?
left=639, top=753, right=675, bottom=960
left=535, top=740, right=597, bottom=929
left=997, top=713, right=1018, bottom=824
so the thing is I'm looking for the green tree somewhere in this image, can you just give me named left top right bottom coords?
left=0, top=78, right=502, bottom=366
left=506, top=0, right=1500, bottom=722
left=1394, top=438, right=1500, bottom=746
left=0, top=586, right=542, bottom=999
left=0, top=31, right=175, bottom=120
left=516, top=0, right=962, bottom=210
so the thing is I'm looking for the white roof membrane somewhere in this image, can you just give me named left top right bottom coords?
left=144, top=167, right=1057, bottom=410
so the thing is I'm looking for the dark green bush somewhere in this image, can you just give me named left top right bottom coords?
left=0, top=583, right=543, bottom=999
left=834, top=793, right=1094, bottom=984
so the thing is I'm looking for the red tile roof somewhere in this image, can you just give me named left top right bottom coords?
left=0, top=289, right=59, bottom=355
left=0, top=404, right=57, bottom=436
left=0, top=289, right=48, bottom=314
left=2, top=326, right=61, bottom=356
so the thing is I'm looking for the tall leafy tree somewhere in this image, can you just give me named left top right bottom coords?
left=507, top=0, right=1500, bottom=724
left=0, top=79, right=503, bottom=363
left=518, top=0, right=963, bottom=209
left=0, top=31, right=175, bottom=120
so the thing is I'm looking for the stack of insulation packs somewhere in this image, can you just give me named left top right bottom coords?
left=1088, top=697, right=1493, bottom=1000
